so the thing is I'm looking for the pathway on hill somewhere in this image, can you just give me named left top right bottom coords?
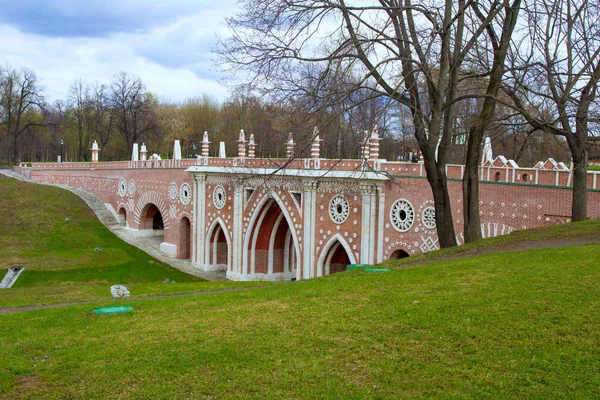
left=0, top=285, right=272, bottom=315
left=0, top=169, right=226, bottom=282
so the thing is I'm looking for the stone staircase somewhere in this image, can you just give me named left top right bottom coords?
left=70, top=188, right=119, bottom=227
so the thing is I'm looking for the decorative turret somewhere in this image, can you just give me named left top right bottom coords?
left=369, top=125, right=380, bottom=160
left=201, top=131, right=210, bottom=157
left=248, top=134, right=256, bottom=158
left=173, top=140, right=182, bottom=160
left=131, top=143, right=139, bottom=162
left=481, top=136, right=493, bottom=166
left=286, top=132, right=295, bottom=159
left=361, top=131, right=370, bottom=159
left=140, top=143, right=147, bottom=161
left=91, top=140, right=100, bottom=163
left=237, top=129, right=246, bottom=159
left=310, top=127, right=322, bottom=159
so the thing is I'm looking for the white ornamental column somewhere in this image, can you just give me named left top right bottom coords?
left=376, top=185, right=385, bottom=263
left=194, top=175, right=207, bottom=267
left=302, top=180, right=317, bottom=280
left=360, top=183, right=377, bottom=265
left=232, top=184, right=245, bottom=276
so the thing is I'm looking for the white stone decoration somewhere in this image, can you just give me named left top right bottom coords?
left=128, top=180, right=136, bottom=196
left=213, top=185, right=226, bottom=209
left=169, top=204, right=178, bottom=220
left=419, top=236, right=439, bottom=252
left=0, top=265, right=24, bottom=289
left=422, top=207, right=436, bottom=229
left=168, top=183, right=178, bottom=201
left=329, top=194, right=350, bottom=224
left=179, top=183, right=192, bottom=205
left=118, top=177, right=127, bottom=197
left=110, top=285, right=130, bottom=297
left=390, top=199, right=415, bottom=232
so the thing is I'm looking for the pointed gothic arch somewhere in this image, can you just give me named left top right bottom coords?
left=317, top=234, right=356, bottom=277
left=206, top=218, right=232, bottom=272
left=242, top=191, right=301, bottom=281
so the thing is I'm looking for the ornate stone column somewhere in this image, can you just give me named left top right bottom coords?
left=194, top=174, right=207, bottom=267
left=360, top=183, right=377, bottom=265
left=232, top=182, right=245, bottom=275
left=302, top=180, right=317, bottom=280
left=376, top=185, right=385, bottom=263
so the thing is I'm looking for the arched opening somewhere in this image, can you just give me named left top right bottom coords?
left=327, top=243, right=351, bottom=274
left=495, top=171, right=502, bottom=182
left=207, top=221, right=229, bottom=271
left=318, top=235, right=355, bottom=277
left=140, top=203, right=164, bottom=238
left=389, top=249, right=410, bottom=260
left=117, top=207, right=127, bottom=227
left=245, top=198, right=299, bottom=280
left=178, top=217, right=191, bottom=259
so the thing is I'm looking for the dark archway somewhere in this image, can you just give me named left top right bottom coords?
left=318, top=236, right=355, bottom=276
left=140, top=204, right=164, bottom=237
left=328, top=243, right=351, bottom=274
left=208, top=222, right=229, bottom=268
left=389, top=249, right=410, bottom=260
left=246, top=199, right=298, bottom=280
left=178, top=217, right=191, bottom=259
left=117, top=207, right=127, bottom=227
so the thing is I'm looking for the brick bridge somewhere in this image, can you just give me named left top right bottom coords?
left=14, top=131, right=600, bottom=281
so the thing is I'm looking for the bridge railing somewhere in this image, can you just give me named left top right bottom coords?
left=19, top=157, right=600, bottom=190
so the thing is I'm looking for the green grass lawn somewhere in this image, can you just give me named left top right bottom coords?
left=1, top=173, right=599, bottom=398
left=0, top=175, right=262, bottom=307
left=0, top=243, right=598, bottom=399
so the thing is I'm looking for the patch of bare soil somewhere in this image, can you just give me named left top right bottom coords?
left=17, top=375, right=39, bottom=391
left=400, top=233, right=600, bottom=268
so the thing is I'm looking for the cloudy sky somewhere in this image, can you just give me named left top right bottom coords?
left=0, top=0, right=237, bottom=103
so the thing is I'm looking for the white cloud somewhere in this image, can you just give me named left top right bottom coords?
left=0, top=1, right=239, bottom=104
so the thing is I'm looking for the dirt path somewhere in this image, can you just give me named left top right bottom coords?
left=0, top=285, right=273, bottom=315
left=397, top=233, right=600, bottom=268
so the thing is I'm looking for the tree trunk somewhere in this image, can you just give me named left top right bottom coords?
left=463, top=0, right=520, bottom=243
left=570, top=146, right=588, bottom=221
left=462, top=126, right=483, bottom=243
left=423, top=157, right=457, bottom=248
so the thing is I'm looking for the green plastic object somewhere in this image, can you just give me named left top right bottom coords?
left=93, top=306, right=133, bottom=315
left=346, top=264, right=369, bottom=270
left=364, top=268, right=392, bottom=273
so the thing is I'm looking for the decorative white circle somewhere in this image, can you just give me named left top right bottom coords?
left=180, top=183, right=192, bottom=205
left=128, top=180, right=136, bottom=196
left=422, top=207, right=436, bottom=229
left=168, top=183, right=178, bottom=201
left=118, top=178, right=127, bottom=197
left=329, top=195, right=349, bottom=224
left=213, top=185, right=226, bottom=209
left=390, top=199, right=415, bottom=232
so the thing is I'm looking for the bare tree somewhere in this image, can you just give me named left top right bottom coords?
left=68, top=78, right=91, bottom=161
left=506, top=0, right=600, bottom=221
left=109, top=72, right=155, bottom=153
left=219, top=0, right=522, bottom=248
left=90, top=82, right=115, bottom=155
left=0, top=67, right=45, bottom=165
left=462, top=0, right=521, bottom=243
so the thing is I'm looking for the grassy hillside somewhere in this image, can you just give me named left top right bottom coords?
left=1, top=173, right=599, bottom=398
left=0, top=243, right=598, bottom=398
left=0, top=175, right=262, bottom=307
